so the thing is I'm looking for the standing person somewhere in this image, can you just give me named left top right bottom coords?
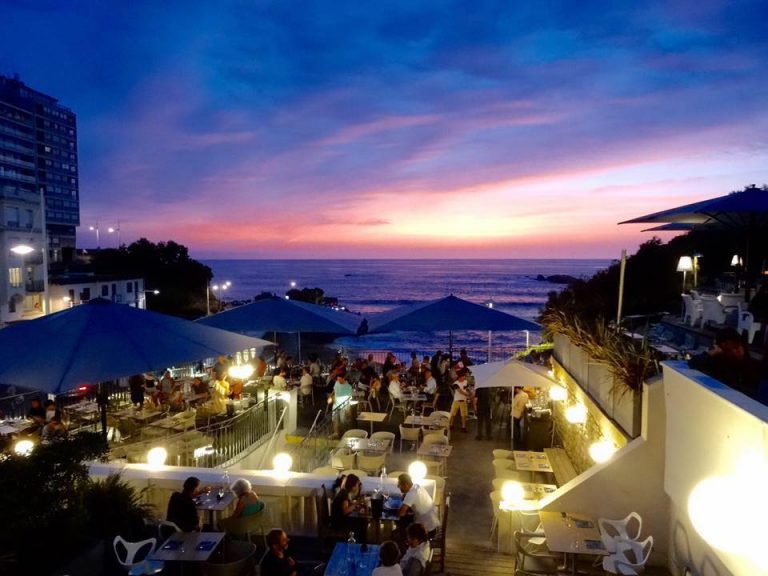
left=260, top=529, right=297, bottom=576
left=212, top=355, right=229, bottom=380
left=382, top=352, right=397, bottom=379
left=396, top=474, right=440, bottom=538
left=512, top=386, right=529, bottom=449
left=448, top=369, right=471, bottom=433
left=459, top=348, right=474, bottom=368
left=167, top=477, right=204, bottom=532
left=299, top=367, right=313, bottom=397
left=475, top=386, right=493, bottom=440
left=331, top=370, right=353, bottom=408
left=128, top=374, right=145, bottom=409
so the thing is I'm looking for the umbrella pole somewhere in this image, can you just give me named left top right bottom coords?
left=298, top=331, right=302, bottom=364
left=98, top=381, right=108, bottom=444
left=449, top=331, right=453, bottom=361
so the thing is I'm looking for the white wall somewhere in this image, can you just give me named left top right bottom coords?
left=663, top=361, right=768, bottom=576
left=539, top=378, right=670, bottom=566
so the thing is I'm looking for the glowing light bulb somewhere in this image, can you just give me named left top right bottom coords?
left=565, top=403, right=587, bottom=424
left=408, top=461, right=428, bottom=483
left=147, top=447, right=168, bottom=469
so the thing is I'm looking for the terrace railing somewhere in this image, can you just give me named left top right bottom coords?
left=290, top=398, right=354, bottom=473
left=109, top=395, right=287, bottom=469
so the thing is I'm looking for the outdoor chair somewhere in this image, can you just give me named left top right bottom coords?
left=201, top=539, right=256, bottom=576
left=701, top=297, right=727, bottom=327
left=357, top=451, right=387, bottom=475
left=422, top=433, right=448, bottom=446
left=341, top=429, right=369, bottom=440
left=429, top=411, right=451, bottom=440
left=370, top=431, right=396, bottom=453
left=316, top=485, right=350, bottom=553
left=399, top=424, right=421, bottom=452
left=598, top=512, right=643, bottom=554
left=737, top=306, right=761, bottom=343
left=311, top=465, right=339, bottom=475
left=681, top=294, right=703, bottom=327
left=112, top=536, right=164, bottom=576
left=493, top=449, right=514, bottom=460
left=341, top=468, right=369, bottom=478
left=513, top=530, right=560, bottom=576
left=156, top=520, right=181, bottom=542
left=331, top=447, right=356, bottom=470
left=430, top=492, right=449, bottom=574
left=218, top=508, right=267, bottom=546
left=388, top=392, right=408, bottom=422
left=490, top=490, right=502, bottom=539
left=602, top=535, right=653, bottom=575
left=425, top=475, right=446, bottom=515
left=493, top=459, right=525, bottom=481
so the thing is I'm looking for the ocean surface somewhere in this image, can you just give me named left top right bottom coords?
left=202, top=259, right=611, bottom=360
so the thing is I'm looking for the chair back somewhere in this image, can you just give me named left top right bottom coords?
left=430, top=492, right=449, bottom=574
left=218, top=509, right=266, bottom=543
left=616, top=535, right=653, bottom=566
left=341, top=468, right=369, bottom=478
left=598, top=511, right=642, bottom=553
left=357, top=451, right=386, bottom=475
left=422, top=433, right=448, bottom=446
left=311, top=466, right=339, bottom=476
left=331, top=447, right=356, bottom=470
left=492, top=449, right=514, bottom=460
left=157, top=520, right=181, bottom=542
left=370, top=431, right=396, bottom=452
left=341, top=429, right=369, bottom=439
left=113, top=536, right=157, bottom=569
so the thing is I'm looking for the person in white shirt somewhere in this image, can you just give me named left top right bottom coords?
left=272, top=368, right=288, bottom=390
left=397, top=474, right=440, bottom=537
left=422, top=368, right=437, bottom=395
left=388, top=374, right=403, bottom=401
left=400, top=523, right=432, bottom=576
left=448, top=369, right=471, bottom=432
left=299, top=367, right=313, bottom=398
left=372, top=541, right=403, bottom=576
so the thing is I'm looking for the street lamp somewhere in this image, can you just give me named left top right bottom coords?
left=107, top=220, right=121, bottom=248
left=88, top=223, right=100, bottom=249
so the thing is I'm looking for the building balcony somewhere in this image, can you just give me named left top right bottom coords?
left=24, top=279, right=45, bottom=292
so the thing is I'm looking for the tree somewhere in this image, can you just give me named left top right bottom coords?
left=90, top=239, right=213, bottom=318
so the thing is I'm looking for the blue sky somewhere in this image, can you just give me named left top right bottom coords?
left=2, top=0, right=767, bottom=257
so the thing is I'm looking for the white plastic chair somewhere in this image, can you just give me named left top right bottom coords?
left=399, top=424, right=420, bottom=452
left=681, top=294, right=703, bottom=327
left=157, top=520, right=181, bottom=542
left=493, top=449, right=514, bottom=460
left=737, top=308, right=761, bottom=344
left=331, top=447, right=356, bottom=470
left=311, top=465, right=339, bottom=476
left=112, top=536, right=164, bottom=576
left=598, top=512, right=643, bottom=553
left=422, top=432, right=449, bottom=446
left=701, top=297, right=726, bottom=327
left=370, top=431, right=396, bottom=453
left=602, top=535, right=653, bottom=575
left=341, top=429, right=368, bottom=439
left=357, top=451, right=386, bottom=475
left=341, top=468, right=369, bottom=477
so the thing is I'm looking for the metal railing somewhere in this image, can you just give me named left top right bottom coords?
left=108, top=395, right=287, bottom=469
left=290, top=397, right=355, bottom=473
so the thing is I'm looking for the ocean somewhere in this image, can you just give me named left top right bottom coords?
left=202, top=259, right=610, bottom=361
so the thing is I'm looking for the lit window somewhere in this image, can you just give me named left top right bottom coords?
left=8, top=267, right=21, bottom=288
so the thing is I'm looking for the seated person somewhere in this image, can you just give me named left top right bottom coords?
left=422, top=368, right=437, bottom=396
left=400, top=523, right=431, bottom=576
left=272, top=368, right=288, bottom=390
left=190, top=376, right=209, bottom=398
left=388, top=374, right=403, bottom=401
left=373, top=540, right=403, bottom=576
left=689, top=327, right=760, bottom=396
left=229, top=478, right=265, bottom=518
left=260, top=529, right=297, bottom=576
left=43, top=400, right=57, bottom=423
left=397, top=474, right=440, bottom=538
left=28, top=398, right=45, bottom=426
left=167, top=382, right=186, bottom=412
left=299, top=367, right=314, bottom=397
left=330, top=473, right=368, bottom=542
left=41, top=415, right=67, bottom=441
left=167, top=476, right=204, bottom=532
left=368, top=376, right=384, bottom=411
left=229, top=378, right=244, bottom=399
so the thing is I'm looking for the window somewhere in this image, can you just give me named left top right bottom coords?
left=101, top=285, right=108, bottom=297
left=80, top=288, right=90, bottom=302
left=126, top=282, right=133, bottom=293
left=8, top=267, right=21, bottom=288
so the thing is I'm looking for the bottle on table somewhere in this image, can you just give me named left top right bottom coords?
left=380, top=467, right=389, bottom=499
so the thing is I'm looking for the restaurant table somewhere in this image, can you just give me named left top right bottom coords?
left=150, top=531, right=225, bottom=565
left=350, top=494, right=405, bottom=543
left=195, top=491, right=236, bottom=527
left=539, top=511, right=608, bottom=575
left=417, top=443, right=452, bottom=475
left=495, top=482, right=557, bottom=553
left=325, top=542, right=381, bottom=576
left=151, top=414, right=192, bottom=432
left=513, top=450, right=553, bottom=481
left=400, top=393, right=427, bottom=413
left=356, top=411, right=387, bottom=435
left=0, top=419, right=33, bottom=435
left=337, top=437, right=391, bottom=452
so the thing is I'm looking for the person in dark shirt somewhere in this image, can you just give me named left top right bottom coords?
left=260, top=529, right=297, bottom=576
left=688, top=327, right=760, bottom=396
left=166, top=476, right=202, bottom=532
left=28, top=398, right=45, bottom=426
left=330, top=473, right=367, bottom=542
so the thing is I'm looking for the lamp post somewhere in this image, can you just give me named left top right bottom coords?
left=88, top=223, right=100, bottom=249
left=108, top=220, right=121, bottom=248
left=677, top=256, right=694, bottom=293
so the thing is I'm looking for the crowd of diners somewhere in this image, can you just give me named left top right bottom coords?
left=165, top=470, right=439, bottom=576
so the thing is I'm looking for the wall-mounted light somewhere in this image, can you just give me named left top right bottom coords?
left=565, top=403, right=587, bottom=424
left=549, top=385, right=568, bottom=402
left=589, top=439, right=617, bottom=463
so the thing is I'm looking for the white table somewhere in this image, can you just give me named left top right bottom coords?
left=357, top=411, right=386, bottom=434
left=539, top=511, right=607, bottom=575
left=513, top=450, right=553, bottom=480
left=337, top=437, right=391, bottom=452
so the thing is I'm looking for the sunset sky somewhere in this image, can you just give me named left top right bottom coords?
left=2, top=1, right=767, bottom=259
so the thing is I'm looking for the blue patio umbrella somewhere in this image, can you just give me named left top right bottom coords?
left=367, top=295, right=539, bottom=356
left=0, top=298, right=273, bottom=439
left=197, top=296, right=363, bottom=360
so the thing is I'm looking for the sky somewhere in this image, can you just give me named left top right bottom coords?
left=2, top=0, right=768, bottom=259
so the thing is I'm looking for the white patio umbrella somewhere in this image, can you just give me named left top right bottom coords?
left=472, top=359, right=554, bottom=389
